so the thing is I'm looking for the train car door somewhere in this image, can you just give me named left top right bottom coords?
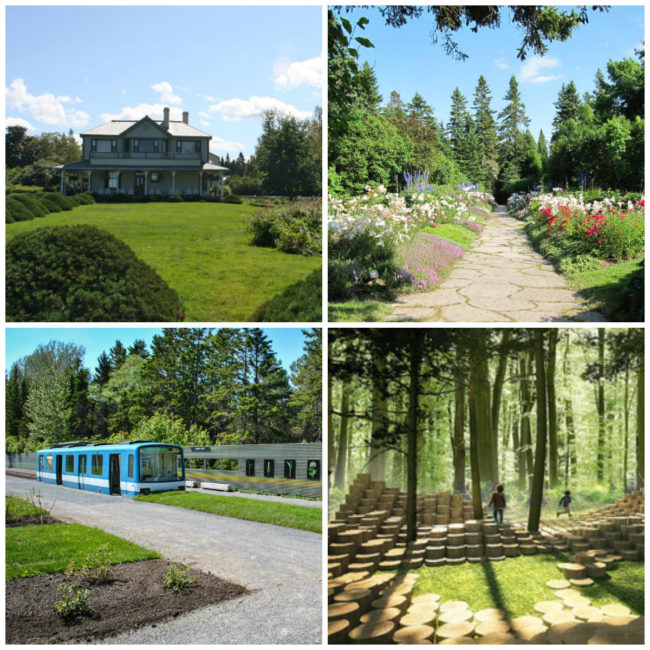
left=109, top=454, right=121, bottom=495
left=78, top=455, right=86, bottom=490
left=56, top=455, right=63, bottom=485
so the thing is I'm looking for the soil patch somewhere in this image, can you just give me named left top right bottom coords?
left=6, top=514, right=61, bottom=528
left=6, top=558, right=249, bottom=644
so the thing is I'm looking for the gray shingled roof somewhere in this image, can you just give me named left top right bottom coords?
left=58, top=160, right=229, bottom=172
left=81, top=119, right=210, bottom=138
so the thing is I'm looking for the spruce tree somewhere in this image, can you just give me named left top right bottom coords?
left=552, top=81, right=582, bottom=138
left=447, top=87, right=469, bottom=156
left=498, top=75, right=530, bottom=181
left=473, top=75, right=499, bottom=188
left=537, top=129, right=549, bottom=179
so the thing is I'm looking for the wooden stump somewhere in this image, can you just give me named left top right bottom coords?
left=546, top=579, right=571, bottom=589
left=328, top=602, right=361, bottom=625
left=515, top=624, right=547, bottom=642
left=562, top=621, right=607, bottom=644
left=412, top=593, right=441, bottom=605
left=601, top=603, right=631, bottom=617
left=475, top=620, right=510, bottom=637
left=334, top=588, right=374, bottom=612
left=510, top=615, right=544, bottom=633
left=570, top=577, right=595, bottom=587
left=563, top=595, right=591, bottom=609
left=543, top=610, right=576, bottom=626
left=534, top=600, right=564, bottom=614
left=573, top=606, right=605, bottom=622
left=476, top=631, right=516, bottom=644
left=438, top=609, right=473, bottom=625
left=557, top=562, right=587, bottom=579
left=328, top=619, right=350, bottom=644
left=393, top=624, right=434, bottom=644
left=348, top=620, right=396, bottom=644
left=440, top=600, right=470, bottom=613
left=519, top=544, right=537, bottom=555
left=359, top=607, right=402, bottom=624
left=474, top=608, right=505, bottom=623
left=555, top=588, right=581, bottom=601
left=436, top=621, right=475, bottom=641
left=585, top=562, right=607, bottom=578
left=545, top=620, right=580, bottom=644
left=438, top=636, right=476, bottom=644
left=400, top=611, right=437, bottom=628
left=371, top=594, right=409, bottom=614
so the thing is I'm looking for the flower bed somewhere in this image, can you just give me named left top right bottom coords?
left=509, top=190, right=644, bottom=262
left=329, top=182, right=494, bottom=299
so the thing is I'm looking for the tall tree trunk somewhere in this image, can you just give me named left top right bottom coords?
left=476, top=356, right=495, bottom=486
left=334, top=391, right=350, bottom=491
left=512, top=412, right=520, bottom=485
left=636, top=354, right=644, bottom=491
left=564, top=398, right=577, bottom=483
left=469, top=349, right=483, bottom=519
left=453, top=347, right=466, bottom=494
left=596, top=329, right=606, bottom=482
left=368, top=355, right=387, bottom=481
left=491, top=330, right=511, bottom=467
left=623, top=364, right=629, bottom=492
left=406, top=333, right=423, bottom=543
left=547, top=329, right=558, bottom=487
left=327, top=341, right=335, bottom=491
left=518, top=354, right=533, bottom=490
left=528, top=330, right=548, bottom=533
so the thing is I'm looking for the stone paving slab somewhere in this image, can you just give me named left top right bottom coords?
left=389, top=206, right=603, bottom=322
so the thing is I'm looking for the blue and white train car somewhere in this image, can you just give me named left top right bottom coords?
left=36, top=441, right=186, bottom=497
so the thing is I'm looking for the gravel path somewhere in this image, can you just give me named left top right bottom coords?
left=389, top=206, right=606, bottom=322
left=190, top=486, right=322, bottom=508
left=6, top=476, right=322, bottom=644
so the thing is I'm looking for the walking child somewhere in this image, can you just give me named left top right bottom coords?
left=488, top=483, right=506, bottom=524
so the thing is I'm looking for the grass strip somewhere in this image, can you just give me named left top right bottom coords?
left=6, top=496, right=47, bottom=522
left=135, top=490, right=321, bottom=533
left=6, top=523, right=160, bottom=580
left=410, top=553, right=643, bottom=619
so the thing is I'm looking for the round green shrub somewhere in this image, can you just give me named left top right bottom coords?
left=6, top=225, right=184, bottom=322
left=6, top=197, right=35, bottom=222
left=41, top=192, right=77, bottom=210
left=9, top=193, right=49, bottom=218
left=39, top=198, right=63, bottom=213
left=221, top=194, right=243, bottom=204
left=253, top=269, right=321, bottom=321
left=168, top=194, right=183, bottom=202
left=74, top=192, right=95, bottom=205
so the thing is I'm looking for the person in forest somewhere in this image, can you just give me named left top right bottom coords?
left=487, top=483, right=506, bottom=524
left=557, top=490, right=572, bottom=518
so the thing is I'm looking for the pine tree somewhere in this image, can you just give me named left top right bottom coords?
left=109, top=341, right=127, bottom=371
left=357, top=62, right=383, bottom=111
left=94, top=351, right=112, bottom=385
left=537, top=129, right=549, bottom=171
left=473, top=75, right=499, bottom=188
left=552, top=81, right=582, bottom=138
left=498, top=75, right=530, bottom=181
left=6, top=363, right=27, bottom=444
left=447, top=87, right=469, bottom=156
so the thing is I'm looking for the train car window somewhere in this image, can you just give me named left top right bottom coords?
left=91, top=454, right=103, bottom=476
left=139, top=446, right=183, bottom=482
left=79, top=455, right=87, bottom=474
left=65, top=455, right=74, bottom=472
left=46, top=455, right=53, bottom=471
left=128, top=454, right=134, bottom=478
left=39, top=456, right=44, bottom=470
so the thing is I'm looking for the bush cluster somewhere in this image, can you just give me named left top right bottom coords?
left=6, top=224, right=184, bottom=322
left=53, top=582, right=91, bottom=621
left=5, top=191, right=93, bottom=223
left=253, top=269, right=321, bottom=321
left=247, top=198, right=321, bottom=256
left=164, top=562, right=195, bottom=592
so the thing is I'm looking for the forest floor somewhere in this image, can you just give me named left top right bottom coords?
left=388, top=206, right=606, bottom=322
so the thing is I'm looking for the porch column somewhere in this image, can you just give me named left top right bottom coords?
left=60, top=170, right=65, bottom=195
left=171, top=171, right=176, bottom=195
left=87, top=171, right=92, bottom=192
left=144, top=170, right=149, bottom=196
left=199, top=171, right=203, bottom=197
left=219, top=175, right=224, bottom=199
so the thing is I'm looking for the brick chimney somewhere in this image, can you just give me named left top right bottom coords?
left=182, top=111, right=189, bottom=125
left=163, top=107, right=170, bottom=129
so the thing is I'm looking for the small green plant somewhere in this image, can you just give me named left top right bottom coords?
left=164, top=561, right=195, bottom=592
left=65, top=544, right=114, bottom=584
left=53, top=581, right=91, bottom=621
left=27, top=488, right=54, bottom=524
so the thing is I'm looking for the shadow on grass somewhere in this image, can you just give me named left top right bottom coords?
left=480, top=560, right=513, bottom=620
left=252, top=269, right=322, bottom=321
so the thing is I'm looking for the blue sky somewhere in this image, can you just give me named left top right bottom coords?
left=341, top=5, right=644, bottom=142
left=5, top=327, right=313, bottom=375
left=6, top=6, right=322, bottom=157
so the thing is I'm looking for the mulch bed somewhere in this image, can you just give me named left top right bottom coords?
left=6, top=559, right=249, bottom=644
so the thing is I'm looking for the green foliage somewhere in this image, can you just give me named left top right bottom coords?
left=74, top=192, right=95, bottom=205
left=39, top=197, right=63, bottom=213
left=135, top=491, right=322, bottom=533
left=6, top=196, right=34, bottom=222
left=247, top=199, right=321, bottom=255
left=226, top=174, right=264, bottom=196
left=10, top=192, right=49, bottom=218
left=221, top=193, right=243, bottom=204
left=557, top=254, right=601, bottom=277
left=65, top=544, right=114, bottom=585
left=6, top=522, right=160, bottom=580
left=5, top=496, right=48, bottom=523
left=41, top=192, right=77, bottom=210
left=53, top=581, right=91, bottom=621
left=164, top=562, right=195, bottom=592
left=168, top=193, right=183, bottom=202
left=6, top=225, right=183, bottom=322
left=253, top=269, right=322, bottom=322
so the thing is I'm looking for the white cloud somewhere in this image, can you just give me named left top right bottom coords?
left=210, top=137, right=247, bottom=153
left=274, top=54, right=322, bottom=89
left=518, top=56, right=561, bottom=83
left=151, top=81, right=182, bottom=105
left=6, top=116, right=34, bottom=131
left=6, top=78, right=90, bottom=128
left=198, top=111, right=211, bottom=119
left=494, top=58, right=509, bottom=70
left=100, top=104, right=184, bottom=122
left=200, top=120, right=210, bottom=127
left=209, top=96, right=312, bottom=121
left=530, top=75, right=561, bottom=84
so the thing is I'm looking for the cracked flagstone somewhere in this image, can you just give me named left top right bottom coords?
left=388, top=206, right=606, bottom=322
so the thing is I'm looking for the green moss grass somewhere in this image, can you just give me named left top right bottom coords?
left=6, top=523, right=160, bottom=579
left=135, top=491, right=321, bottom=533
left=422, top=223, right=479, bottom=250
left=6, top=202, right=321, bottom=321
left=410, top=554, right=643, bottom=619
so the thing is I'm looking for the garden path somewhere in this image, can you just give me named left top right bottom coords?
left=389, top=206, right=606, bottom=322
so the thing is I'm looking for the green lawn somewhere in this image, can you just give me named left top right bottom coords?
left=6, top=523, right=160, bottom=579
left=410, top=554, right=644, bottom=619
left=135, top=491, right=322, bottom=533
left=6, top=202, right=321, bottom=321
left=328, top=298, right=394, bottom=322
left=6, top=496, right=48, bottom=523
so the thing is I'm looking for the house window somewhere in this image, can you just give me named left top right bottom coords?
left=46, top=455, right=53, bottom=471
left=151, top=172, right=161, bottom=182
left=105, top=171, right=120, bottom=190
left=92, top=139, right=116, bottom=153
left=176, top=140, right=200, bottom=154
left=133, top=139, right=158, bottom=153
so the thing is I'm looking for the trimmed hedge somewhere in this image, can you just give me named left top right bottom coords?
left=41, top=192, right=77, bottom=210
left=252, top=269, right=321, bottom=321
left=6, top=197, right=35, bottom=223
left=39, top=198, right=63, bottom=213
left=6, top=225, right=184, bottom=322
left=10, top=193, right=49, bottom=218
